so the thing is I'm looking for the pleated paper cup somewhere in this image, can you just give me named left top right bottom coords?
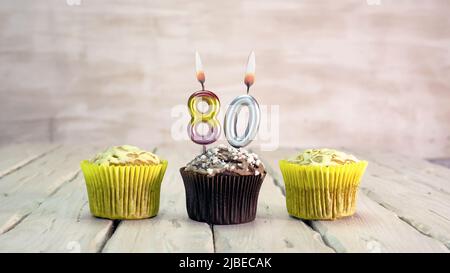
left=279, top=160, right=368, bottom=220
left=80, top=160, right=168, bottom=220
left=180, top=168, right=266, bottom=225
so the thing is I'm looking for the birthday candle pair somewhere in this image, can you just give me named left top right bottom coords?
left=188, top=52, right=260, bottom=149
left=181, top=52, right=266, bottom=224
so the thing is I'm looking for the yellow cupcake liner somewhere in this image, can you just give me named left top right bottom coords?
left=80, top=160, right=168, bottom=220
left=279, top=160, right=368, bottom=220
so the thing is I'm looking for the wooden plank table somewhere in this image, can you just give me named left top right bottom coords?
left=0, top=144, right=448, bottom=253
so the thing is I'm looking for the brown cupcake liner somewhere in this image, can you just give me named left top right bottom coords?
left=180, top=168, right=266, bottom=225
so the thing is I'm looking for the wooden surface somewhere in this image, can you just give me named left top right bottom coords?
left=0, top=144, right=449, bottom=252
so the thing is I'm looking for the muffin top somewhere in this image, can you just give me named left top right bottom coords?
left=289, top=148, right=359, bottom=166
left=184, top=144, right=265, bottom=176
left=91, top=145, right=160, bottom=166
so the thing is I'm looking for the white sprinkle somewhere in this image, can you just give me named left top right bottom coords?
left=207, top=169, right=213, bottom=175
left=255, top=170, right=260, bottom=176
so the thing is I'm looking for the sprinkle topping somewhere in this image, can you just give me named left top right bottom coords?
left=185, top=144, right=265, bottom=176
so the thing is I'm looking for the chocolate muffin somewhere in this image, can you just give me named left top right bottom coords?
left=180, top=144, right=266, bottom=225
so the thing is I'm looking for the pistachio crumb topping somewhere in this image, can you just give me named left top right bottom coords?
left=289, top=148, right=359, bottom=166
left=91, top=145, right=160, bottom=166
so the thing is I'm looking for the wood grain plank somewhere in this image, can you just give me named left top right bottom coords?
left=256, top=147, right=449, bottom=252
left=361, top=167, right=450, bottom=249
left=102, top=143, right=214, bottom=253
left=360, top=152, right=450, bottom=194
left=213, top=149, right=334, bottom=253
left=0, top=174, right=113, bottom=252
left=311, top=194, right=448, bottom=253
left=0, top=143, right=59, bottom=178
left=0, top=145, right=95, bottom=235
left=347, top=151, right=450, bottom=248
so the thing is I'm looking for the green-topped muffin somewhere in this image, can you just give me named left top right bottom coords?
left=279, top=149, right=368, bottom=220
left=81, top=145, right=168, bottom=220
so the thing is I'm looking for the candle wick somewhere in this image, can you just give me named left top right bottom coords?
left=246, top=85, right=250, bottom=94
left=202, top=145, right=206, bottom=153
left=201, top=82, right=205, bottom=91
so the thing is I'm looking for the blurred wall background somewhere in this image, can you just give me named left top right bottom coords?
left=0, top=0, right=449, bottom=157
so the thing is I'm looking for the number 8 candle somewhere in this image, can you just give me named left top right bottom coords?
left=224, top=51, right=261, bottom=148
left=187, top=52, right=221, bottom=150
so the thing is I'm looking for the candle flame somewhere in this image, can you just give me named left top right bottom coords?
left=244, top=51, right=255, bottom=88
left=195, top=51, right=205, bottom=84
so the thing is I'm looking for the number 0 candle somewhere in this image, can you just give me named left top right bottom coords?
left=187, top=52, right=221, bottom=147
left=224, top=52, right=261, bottom=148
